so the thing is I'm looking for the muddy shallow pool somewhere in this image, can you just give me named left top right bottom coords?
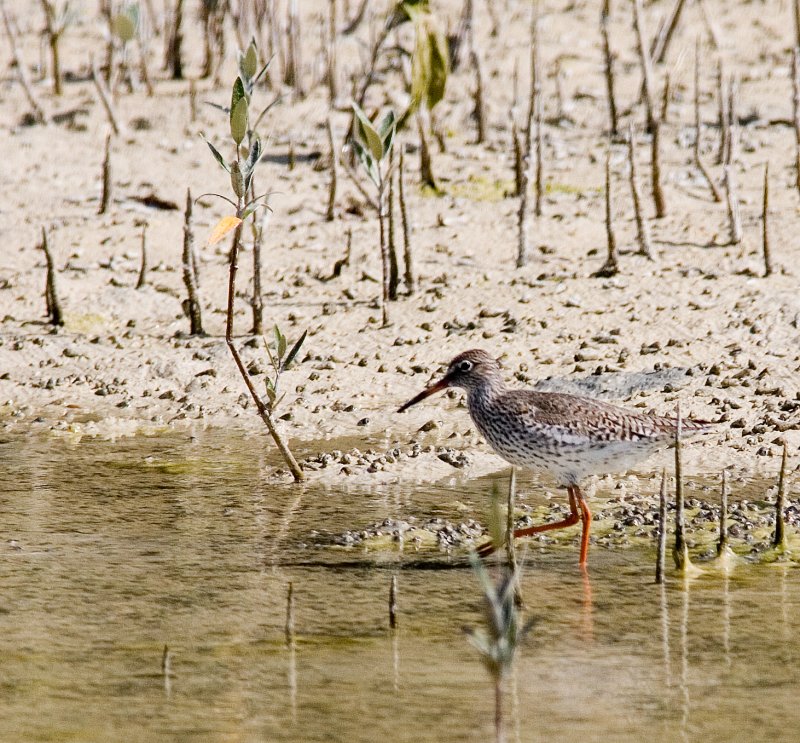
left=1, top=429, right=799, bottom=742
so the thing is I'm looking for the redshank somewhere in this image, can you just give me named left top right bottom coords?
left=398, top=349, right=711, bottom=565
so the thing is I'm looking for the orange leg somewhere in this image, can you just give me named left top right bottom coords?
left=575, top=484, right=592, bottom=566
left=477, top=485, right=581, bottom=558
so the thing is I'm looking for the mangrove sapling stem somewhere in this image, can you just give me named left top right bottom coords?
left=650, top=0, right=687, bottom=65
left=512, top=114, right=523, bottom=197
left=326, top=117, right=337, bottom=221
left=285, top=582, right=295, bottom=644
left=389, top=574, right=398, bottom=629
left=417, top=111, right=436, bottom=190
left=672, top=403, right=693, bottom=572
left=627, top=124, right=654, bottom=259
left=795, top=0, right=800, bottom=50
left=693, top=41, right=722, bottom=202
left=40, top=227, right=64, bottom=326
left=516, top=3, right=538, bottom=268
left=471, top=44, right=487, bottom=144
left=136, top=23, right=154, bottom=97
left=327, top=0, right=338, bottom=103
left=651, top=75, right=670, bottom=219
left=716, top=60, right=728, bottom=166
left=0, top=0, right=46, bottom=123
left=398, top=147, right=415, bottom=294
left=793, top=48, right=800, bottom=194
left=696, top=0, right=720, bottom=50
left=594, top=147, right=619, bottom=277
left=727, top=74, right=739, bottom=165
left=98, top=133, right=113, bottom=215
left=633, top=0, right=656, bottom=133
left=165, top=0, right=184, bottom=79
left=773, top=442, right=789, bottom=550
left=250, top=185, right=264, bottom=337
left=718, top=469, right=730, bottom=555
left=226, top=184, right=304, bottom=482
left=91, top=57, right=123, bottom=135
left=600, top=0, right=618, bottom=137
left=189, top=79, right=197, bottom=123
left=39, top=0, right=63, bottom=95
left=181, top=188, right=204, bottom=336
left=656, top=469, right=667, bottom=584
left=378, top=168, right=389, bottom=326
left=723, top=164, right=742, bottom=246
left=387, top=154, right=399, bottom=301
left=284, top=0, right=303, bottom=94
left=534, top=86, right=544, bottom=217
left=762, top=163, right=772, bottom=277
left=450, top=0, right=474, bottom=71
left=136, top=222, right=148, bottom=289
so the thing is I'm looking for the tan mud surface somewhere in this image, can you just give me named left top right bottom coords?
left=1, top=0, right=800, bottom=487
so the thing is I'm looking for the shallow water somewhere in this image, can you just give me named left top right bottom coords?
left=1, top=429, right=799, bottom=742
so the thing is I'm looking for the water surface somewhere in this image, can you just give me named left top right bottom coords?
left=1, top=430, right=798, bottom=742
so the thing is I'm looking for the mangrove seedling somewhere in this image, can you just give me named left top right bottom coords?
left=206, top=39, right=277, bottom=335
left=201, top=69, right=304, bottom=482
left=351, top=102, right=396, bottom=326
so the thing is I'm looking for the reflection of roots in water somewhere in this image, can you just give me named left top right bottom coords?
left=660, top=581, right=672, bottom=687
left=680, top=577, right=691, bottom=743
left=723, top=572, right=731, bottom=667
left=288, top=640, right=297, bottom=722
left=392, top=629, right=400, bottom=693
left=511, top=663, right=521, bottom=743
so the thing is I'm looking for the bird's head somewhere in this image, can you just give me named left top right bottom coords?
left=397, top=349, right=501, bottom=412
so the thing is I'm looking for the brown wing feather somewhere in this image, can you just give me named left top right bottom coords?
left=497, top=390, right=711, bottom=443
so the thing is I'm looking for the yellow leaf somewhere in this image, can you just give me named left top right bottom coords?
left=208, top=216, right=242, bottom=245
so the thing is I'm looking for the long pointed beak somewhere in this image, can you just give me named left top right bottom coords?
left=397, top=377, right=450, bottom=413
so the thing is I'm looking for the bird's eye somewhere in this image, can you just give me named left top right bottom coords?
left=457, top=360, right=473, bottom=373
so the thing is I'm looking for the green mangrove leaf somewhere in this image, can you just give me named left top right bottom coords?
left=245, top=135, right=262, bottom=172
left=205, top=140, right=230, bottom=172
left=241, top=41, right=258, bottom=81
left=379, top=110, right=397, bottom=158
left=283, top=329, right=307, bottom=371
left=230, top=160, right=245, bottom=198
left=231, top=76, right=246, bottom=110
left=351, top=102, right=384, bottom=161
left=264, top=378, right=277, bottom=405
left=230, top=96, right=249, bottom=146
left=273, top=326, right=287, bottom=360
left=243, top=136, right=261, bottom=192
left=351, top=139, right=379, bottom=187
